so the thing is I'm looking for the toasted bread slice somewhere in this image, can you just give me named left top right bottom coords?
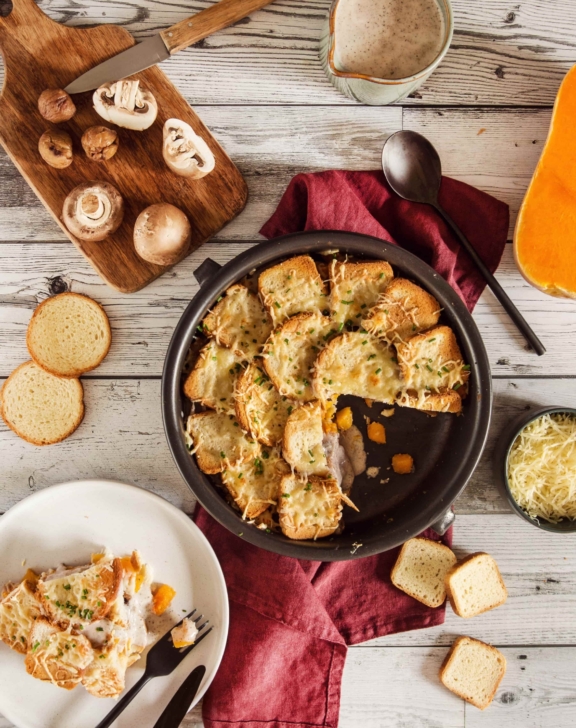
left=440, top=636, right=506, bottom=710
left=329, top=259, right=393, bottom=325
left=313, top=332, right=402, bottom=404
left=258, top=256, right=328, bottom=326
left=0, top=578, right=42, bottom=654
left=395, top=325, right=469, bottom=413
left=25, top=618, right=94, bottom=690
left=26, top=292, right=111, bottom=378
left=445, top=553, right=508, bottom=618
left=186, top=411, right=259, bottom=474
left=362, top=278, right=440, bottom=343
left=221, top=448, right=290, bottom=519
left=82, top=647, right=129, bottom=698
left=283, top=401, right=330, bottom=477
left=183, top=340, right=244, bottom=415
left=263, top=312, right=335, bottom=402
left=37, top=557, right=122, bottom=628
left=234, top=360, right=293, bottom=446
left=278, top=474, right=343, bottom=540
left=202, top=284, right=272, bottom=359
left=391, top=537, right=457, bottom=608
left=1, top=361, right=84, bottom=445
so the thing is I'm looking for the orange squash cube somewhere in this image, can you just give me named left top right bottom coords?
left=367, top=421, right=386, bottom=444
left=152, top=584, right=177, bottom=615
left=392, top=453, right=414, bottom=474
left=336, top=407, right=353, bottom=431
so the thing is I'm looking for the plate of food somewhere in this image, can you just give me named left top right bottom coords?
left=0, top=480, right=228, bottom=728
left=162, top=231, right=492, bottom=561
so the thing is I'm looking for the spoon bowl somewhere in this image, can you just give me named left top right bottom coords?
left=382, top=130, right=442, bottom=205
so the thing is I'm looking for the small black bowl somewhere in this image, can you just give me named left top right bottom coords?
left=493, top=406, right=576, bottom=533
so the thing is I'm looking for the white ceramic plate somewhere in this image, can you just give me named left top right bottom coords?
left=0, top=480, right=228, bottom=728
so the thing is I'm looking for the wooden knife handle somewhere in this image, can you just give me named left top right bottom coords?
left=160, top=0, right=275, bottom=55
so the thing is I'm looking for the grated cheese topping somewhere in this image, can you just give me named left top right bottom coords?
left=508, top=413, right=576, bottom=522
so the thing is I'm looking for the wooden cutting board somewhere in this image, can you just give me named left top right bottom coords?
left=0, top=0, right=248, bottom=293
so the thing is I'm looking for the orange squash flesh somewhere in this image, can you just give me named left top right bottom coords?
left=515, top=65, right=576, bottom=298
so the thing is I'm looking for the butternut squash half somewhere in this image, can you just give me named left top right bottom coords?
left=514, top=65, right=576, bottom=298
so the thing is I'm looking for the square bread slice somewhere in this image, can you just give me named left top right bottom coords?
left=282, top=401, right=330, bottom=477
left=201, top=284, right=273, bottom=359
left=25, top=618, right=94, bottom=691
left=186, top=411, right=260, bottom=474
left=82, top=647, right=129, bottom=698
left=361, top=278, right=440, bottom=343
left=445, top=553, right=508, bottom=618
left=234, top=360, right=293, bottom=446
left=183, top=340, right=244, bottom=415
left=262, top=311, right=335, bottom=402
left=258, top=256, right=328, bottom=326
left=395, top=325, right=469, bottom=414
left=313, top=332, right=403, bottom=404
left=440, top=636, right=506, bottom=710
left=329, top=259, right=393, bottom=325
left=0, top=578, right=42, bottom=654
left=278, top=474, right=343, bottom=540
left=391, top=537, right=457, bottom=608
left=221, top=448, right=290, bottom=519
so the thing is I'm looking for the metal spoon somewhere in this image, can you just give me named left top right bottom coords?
left=382, top=130, right=545, bottom=356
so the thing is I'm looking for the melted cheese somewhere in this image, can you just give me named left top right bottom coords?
left=236, top=361, right=293, bottom=446
left=329, top=259, right=393, bottom=324
left=185, top=340, right=243, bottom=414
left=314, top=332, right=402, bottom=403
left=258, top=256, right=328, bottom=325
left=278, top=475, right=342, bottom=539
left=283, top=401, right=328, bottom=476
left=508, top=413, right=576, bottom=522
left=222, top=448, right=289, bottom=519
left=0, top=581, right=41, bottom=651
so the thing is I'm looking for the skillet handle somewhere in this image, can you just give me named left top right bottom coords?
left=429, top=508, right=455, bottom=537
left=193, top=258, right=222, bottom=288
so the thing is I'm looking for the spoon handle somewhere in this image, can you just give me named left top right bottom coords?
left=434, top=204, right=546, bottom=356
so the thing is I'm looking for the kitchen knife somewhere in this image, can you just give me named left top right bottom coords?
left=65, top=0, right=275, bottom=94
left=152, top=664, right=207, bottom=728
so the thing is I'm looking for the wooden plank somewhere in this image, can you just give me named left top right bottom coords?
left=0, top=105, right=403, bottom=241
left=0, top=376, right=574, bottom=515
left=0, top=0, right=247, bottom=293
left=21, top=0, right=576, bottom=107
left=1, top=242, right=575, bottom=376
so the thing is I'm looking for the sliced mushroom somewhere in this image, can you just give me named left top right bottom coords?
left=162, top=118, right=215, bottom=179
left=93, top=80, right=157, bottom=131
left=62, top=181, right=124, bottom=242
left=38, top=130, right=73, bottom=169
left=133, top=203, right=191, bottom=266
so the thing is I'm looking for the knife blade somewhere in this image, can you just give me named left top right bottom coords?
left=65, top=35, right=169, bottom=95
left=152, top=664, right=206, bottom=728
left=64, top=0, right=275, bottom=94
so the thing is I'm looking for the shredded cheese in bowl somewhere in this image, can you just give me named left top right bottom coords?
left=507, top=413, right=576, bottom=523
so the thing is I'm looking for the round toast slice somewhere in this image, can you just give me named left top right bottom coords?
left=1, top=361, right=84, bottom=445
left=27, top=292, right=111, bottom=377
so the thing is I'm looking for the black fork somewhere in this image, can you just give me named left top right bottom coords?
left=94, top=610, right=212, bottom=728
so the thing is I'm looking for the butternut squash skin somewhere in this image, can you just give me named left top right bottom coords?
left=514, top=65, right=576, bottom=298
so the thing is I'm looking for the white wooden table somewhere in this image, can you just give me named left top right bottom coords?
left=1, top=0, right=576, bottom=725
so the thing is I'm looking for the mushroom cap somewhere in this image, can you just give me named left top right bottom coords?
left=38, top=129, right=73, bottom=169
left=162, top=118, right=216, bottom=179
left=62, top=181, right=124, bottom=242
left=133, top=203, right=191, bottom=267
left=93, top=80, right=158, bottom=131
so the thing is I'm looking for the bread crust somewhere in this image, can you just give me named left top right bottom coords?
left=445, top=552, right=508, bottom=618
left=26, top=292, right=111, bottom=378
left=439, top=635, right=507, bottom=710
left=0, top=361, right=84, bottom=446
left=277, top=474, right=342, bottom=540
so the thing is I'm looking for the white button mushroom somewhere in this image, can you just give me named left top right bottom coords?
left=133, top=203, right=191, bottom=267
left=62, top=181, right=124, bottom=242
left=93, top=80, right=158, bottom=131
left=162, top=118, right=215, bottom=179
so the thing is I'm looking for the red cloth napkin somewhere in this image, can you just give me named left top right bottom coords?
left=195, top=170, right=509, bottom=728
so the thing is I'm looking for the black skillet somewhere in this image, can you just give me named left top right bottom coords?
left=162, top=231, right=492, bottom=561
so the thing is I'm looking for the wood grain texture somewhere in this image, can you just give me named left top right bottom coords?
left=18, top=0, right=576, bottom=107
left=0, top=0, right=247, bottom=292
left=1, top=243, right=574, bottom=377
